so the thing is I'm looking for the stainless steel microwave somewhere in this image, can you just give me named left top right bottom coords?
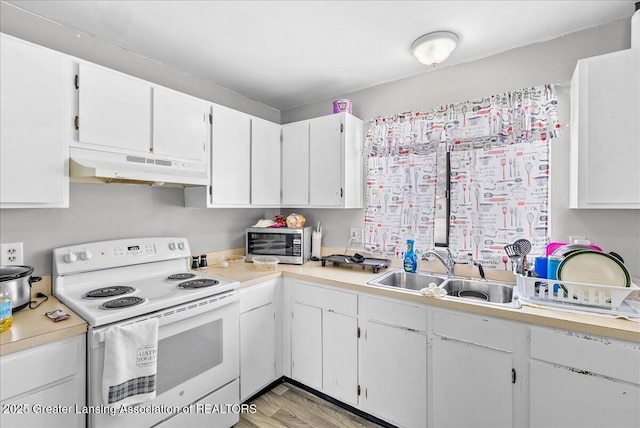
left=246, top=226, right=311, bottom=265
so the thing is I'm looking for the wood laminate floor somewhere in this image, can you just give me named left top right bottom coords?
left=234, top=383, right=382, bottom=428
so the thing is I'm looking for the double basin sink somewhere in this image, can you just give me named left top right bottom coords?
left=367, top=269, right=515, bottom=306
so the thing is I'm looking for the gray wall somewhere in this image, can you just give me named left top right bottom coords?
left=1, top=2, right=638, bottom=277
left=283, top=19, right=640, bottom=277
left=0, top=183, right=277, bottom=274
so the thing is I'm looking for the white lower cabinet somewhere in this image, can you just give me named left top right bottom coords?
left=362, top=296, right=427, bottom=428
left=291, top=302, right=323, bottom=390
left=289, top=281, right=359, bottom=405
left=323, top=310, right=359, bottom=406
left=430, top=310, right=516, bottom=428
left=529, top=327, right=640, bottom=428
left=431, top=338, right=513, bottom=428
left=239, top=279, right=280, bottom=401
left=273, top=280, right=640, bottom=428
left=0, top=334, right=86, bottom=428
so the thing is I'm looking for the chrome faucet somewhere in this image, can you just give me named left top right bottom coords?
left=422, top=248, right=455, bottom=277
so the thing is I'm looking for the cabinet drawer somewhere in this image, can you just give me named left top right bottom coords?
left=432, top=310, right=513, bottom=352
left=1, top=335, right=82, bottom=400
left=161, top=379, right=240, bottom=428
left=530, top=327, right=640, bottom=384
left=240, top=279, right=278, bottom=313
left=1, top=378, right=84, bottom=428
left=366, top=296, right=427, bottom=331
left=292, top=282, right=357, bottom=315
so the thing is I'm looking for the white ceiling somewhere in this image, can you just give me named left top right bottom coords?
left=6, top=0, right=636, bottom=110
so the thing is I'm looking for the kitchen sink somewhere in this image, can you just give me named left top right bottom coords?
left=367, top=269, right=447, bottom=292
left=439, top=279, right=514, bottom=304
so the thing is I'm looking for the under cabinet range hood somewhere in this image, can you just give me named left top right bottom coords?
left=69, top=146, right=208, bottom=187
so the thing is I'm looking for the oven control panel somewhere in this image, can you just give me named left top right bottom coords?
left=112, top=243, right=156, bottom=258
left=53, top=237, right=191, bottom=277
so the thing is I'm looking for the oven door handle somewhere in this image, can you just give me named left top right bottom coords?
left=94, top=290, right=239, bottom=344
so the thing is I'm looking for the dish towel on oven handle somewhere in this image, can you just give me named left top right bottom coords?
left=102, top=317, right=159, bottom=407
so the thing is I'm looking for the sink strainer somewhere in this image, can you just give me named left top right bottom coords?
left=458, top=290, right=489, bottom=301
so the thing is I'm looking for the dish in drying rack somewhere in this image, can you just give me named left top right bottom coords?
left=557, top=250, right=631, bottom=290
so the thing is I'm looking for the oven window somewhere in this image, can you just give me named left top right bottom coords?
left=248, top=233, right=291, bottom=256
left=156, top=319, right=223, bottom=394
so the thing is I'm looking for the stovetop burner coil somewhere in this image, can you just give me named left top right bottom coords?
left=178, top=279, right=219, bottom=289
left=84, top=286, right=135, bottom=298
left=100, top=296, right=145, bottom=309
left=167, top=273, right=197, bottom=280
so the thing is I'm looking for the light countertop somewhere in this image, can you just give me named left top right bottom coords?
left=2, top=252, right=638, bottom=357
left=0, top=276, right=88, bottom=356
left=204, top=252, right=640, bottom=343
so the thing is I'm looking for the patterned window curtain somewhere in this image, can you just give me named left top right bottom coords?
left=447, top=85, right=560, bottom=270
left=364, top=84, right=560, bottom=263
left=363, top=113, right=440, bottom=258
left=450, top=141, right=549, bottom=269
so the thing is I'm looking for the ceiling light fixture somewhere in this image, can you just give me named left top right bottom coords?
left=411, top=31, right=459, bottom=66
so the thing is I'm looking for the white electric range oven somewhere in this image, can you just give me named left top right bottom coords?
left=53, top=237, right=240, bottom=428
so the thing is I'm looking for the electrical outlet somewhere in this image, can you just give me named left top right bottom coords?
left=0, top=242, right=23, bottom=265
left=350, top=228, right=364, bottom=244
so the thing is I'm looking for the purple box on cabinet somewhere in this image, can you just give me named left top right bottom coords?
left=333, top=99, right=352, bottom=114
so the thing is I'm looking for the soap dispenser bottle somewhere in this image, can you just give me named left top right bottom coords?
left=403, top=240, right=417, bottom=273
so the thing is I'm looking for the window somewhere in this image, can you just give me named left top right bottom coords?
left=364, top=84, right=560, bottom=268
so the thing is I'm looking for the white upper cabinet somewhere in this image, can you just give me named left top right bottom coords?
left=184, top=105, right=281, bottom=208
left=570, top=48, right=640, bottom=209
left=251, top=118, right=281, bottom=206
left=77, top=63, right=152, bottom=154
left=76, top=62, right=210, bottom=172
left=309, top=114, right=342, bottom=206
left=152, top=87, right=209, bottom=161
left=283, top=113, right=363, bottom=209
left=281, top=120, right=310, bottom=207
left=210, top=104, right=251, bottom=206
left=0, top=34, right=69, bottom=208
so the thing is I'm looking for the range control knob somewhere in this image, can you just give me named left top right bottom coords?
left=169, top=242, right=177, bottom=251
left=80, top=250, right=93, bottom=261
left=178, top=242, right=186, bottom=250
left=64, top=251, right=78, bottom=263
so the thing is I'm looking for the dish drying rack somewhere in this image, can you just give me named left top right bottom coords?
left=516, top=275, right=640, bottom=316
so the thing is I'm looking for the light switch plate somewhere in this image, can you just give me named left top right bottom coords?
left=350, top=228, right=364, bottom=244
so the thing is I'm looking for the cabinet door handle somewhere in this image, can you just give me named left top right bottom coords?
left=512, top=368, right=516, bottom=384
left=74, top=115, right=79, bottom=130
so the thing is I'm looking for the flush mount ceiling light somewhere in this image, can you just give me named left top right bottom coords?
left=411, top=31, right=459, bottom=66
